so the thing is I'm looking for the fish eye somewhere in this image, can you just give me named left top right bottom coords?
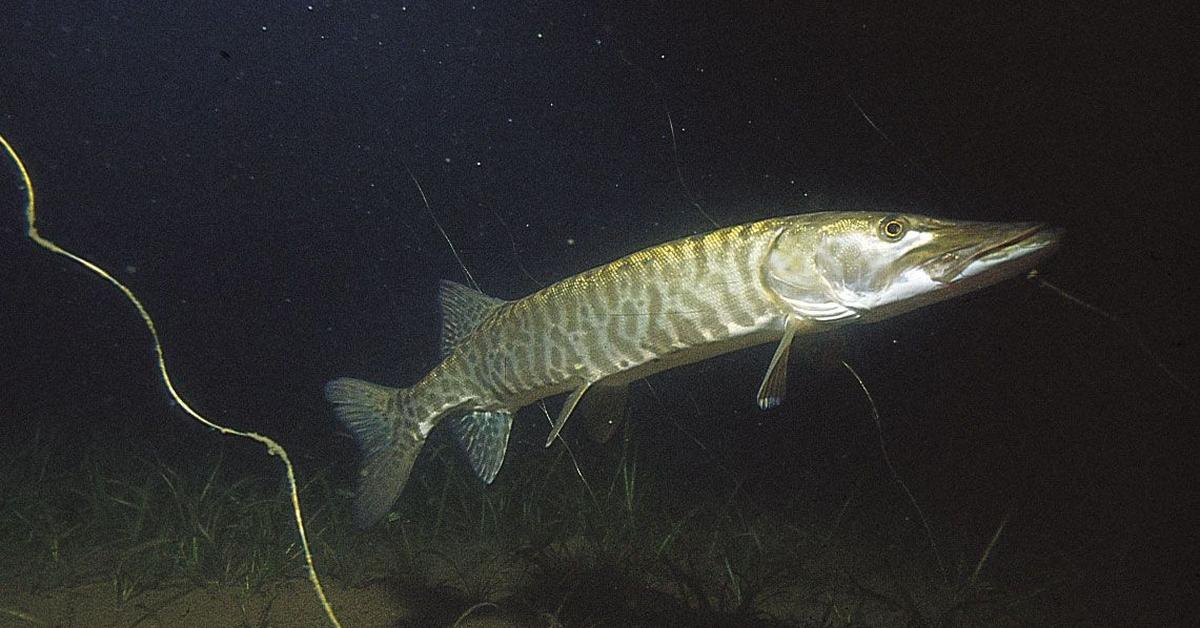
left=879, top=216, right=906, bottom=241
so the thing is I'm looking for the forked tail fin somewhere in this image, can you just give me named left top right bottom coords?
left=325, top=377, right=427, bottom=528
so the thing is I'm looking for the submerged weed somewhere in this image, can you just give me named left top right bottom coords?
left=1, top=419, right=1069, bottom=626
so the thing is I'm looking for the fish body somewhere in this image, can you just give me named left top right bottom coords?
left=328, top=211, right=1061, bottom=526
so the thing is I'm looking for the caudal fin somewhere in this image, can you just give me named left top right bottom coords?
left=325, top=377, right=426, bottom=528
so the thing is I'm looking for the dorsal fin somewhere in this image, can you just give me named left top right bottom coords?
left=437, top=280, right=506, bottom=359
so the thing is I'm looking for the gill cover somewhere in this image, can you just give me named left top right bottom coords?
left=763, top=213, right=930, bottom=321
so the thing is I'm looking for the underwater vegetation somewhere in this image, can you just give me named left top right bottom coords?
left=1, top=411, right=1094, bottom=628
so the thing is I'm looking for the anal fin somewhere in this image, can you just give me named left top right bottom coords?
left=450, top=410, right=514, bottom=484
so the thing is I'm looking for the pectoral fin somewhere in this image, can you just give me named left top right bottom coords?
left=757, top=318, right=799, bottom=409
left=545, top=381, right=592, bottom=446
left=450, top=410, right=513, bottom=484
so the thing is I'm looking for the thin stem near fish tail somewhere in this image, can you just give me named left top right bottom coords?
left=403, top=162, right=480, bottom=292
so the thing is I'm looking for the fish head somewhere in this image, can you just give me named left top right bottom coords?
left=763, top=212, right=1062, bottom=323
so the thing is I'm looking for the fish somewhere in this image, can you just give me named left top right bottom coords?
left=326, top=211, right=1061, bottom=527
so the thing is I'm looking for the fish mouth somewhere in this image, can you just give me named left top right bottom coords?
left=926, top=222, right=1063, bottom=284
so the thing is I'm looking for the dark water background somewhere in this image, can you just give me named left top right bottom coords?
left=2, top=2, right=1195, bottom=625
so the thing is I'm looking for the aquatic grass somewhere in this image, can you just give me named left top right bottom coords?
left=1, top=437, right=347, bottom=604
left=0, top=413, right=1076, bottom=627
left=108, top=538, right=171, bottom=604
left=1, top=451, right=104, bottom=589
left=112, top=454, right=297, bottom=592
